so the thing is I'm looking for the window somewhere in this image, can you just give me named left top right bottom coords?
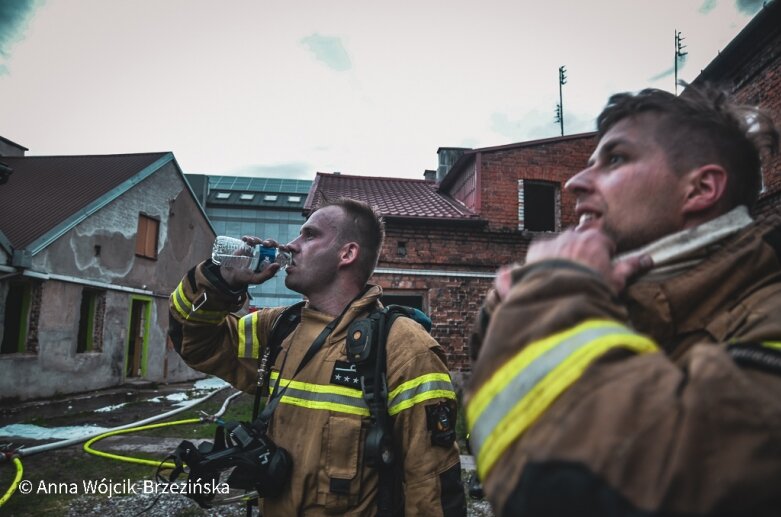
left=77, top=289, right=105, bottom=353
left=1, top=281, right=32, bottom=354
left=240, top=193, right=254, bottom=201
left=135, top=214, right=159, bottom=259
left=397, top=241, right=407, bottom=257
left=215, top=192, right=230, bottom=199
left=380, top=293, right=425, bottom=312
left=264, top=195, right=278, bottom=202
left=518, top=180, right=560, bottom=232
left=288, top=196, right=301, bottom=203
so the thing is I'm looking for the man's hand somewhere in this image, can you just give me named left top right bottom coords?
left=220, top=236, right=281, bottom=289
left=494, top=229, right=652, bottom=299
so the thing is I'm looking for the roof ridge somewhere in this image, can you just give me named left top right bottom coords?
left=7, top=151, right=171, bottom=160
left=316, top=172, right=428, bottom=183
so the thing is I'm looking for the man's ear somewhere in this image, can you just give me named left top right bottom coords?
left=338, top=242, right=360, bottom=268
left=681, top=164, right=728, bottom=216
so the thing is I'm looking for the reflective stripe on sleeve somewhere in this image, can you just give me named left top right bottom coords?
left=237, top=312, right=260, bottom=359
left=466, top=319, right=658, bottom=481
left=387, top=373, right=457, bottom=416
left=170, top=283, right=227, bottom=324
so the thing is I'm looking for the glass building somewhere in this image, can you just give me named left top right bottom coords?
left=186, top=175, right=312, bottom=309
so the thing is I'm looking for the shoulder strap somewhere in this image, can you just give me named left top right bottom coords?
left=251, top=301, right=306, bottom=421
left=268, top=301, right=306, bottom=364
left=348, top=304, right=430, bottom=517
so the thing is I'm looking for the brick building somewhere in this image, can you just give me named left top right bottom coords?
left=307, top=133, right=596, bottom=379
left=691, top=0, right=781, bottom=216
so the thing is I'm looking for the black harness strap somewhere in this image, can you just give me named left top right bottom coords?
left=251, top=301, right=305, bottom=421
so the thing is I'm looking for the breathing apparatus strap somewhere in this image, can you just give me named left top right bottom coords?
left=350, top=307, right=406, bottom=517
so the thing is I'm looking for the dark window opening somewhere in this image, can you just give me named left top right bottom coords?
left=397, top=241, right=407, bottom=257
left=1, top=282, right=31, bottom=354
left=77, top=289, right=100, bottom=353
left=380, top=293, right=424, bottom=312
left=524, top=181, right=557, bottom=232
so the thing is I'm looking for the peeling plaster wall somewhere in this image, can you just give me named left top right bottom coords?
left=0, top=162, right=214, bottom=401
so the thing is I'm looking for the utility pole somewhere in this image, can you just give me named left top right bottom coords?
left=554, top=65, right=567, bottom=136
left=674, top=30, right=687, bottom=95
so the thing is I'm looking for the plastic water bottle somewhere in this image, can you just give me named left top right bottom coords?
left=211, top=236, right=292, bottom=272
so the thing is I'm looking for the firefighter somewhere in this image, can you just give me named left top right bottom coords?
left=170, top=198, right=466, bottom=516
left=466, top=86, right=781, bottom=516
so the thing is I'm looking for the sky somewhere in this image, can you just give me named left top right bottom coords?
left=0, top=0, right=768, bottom=181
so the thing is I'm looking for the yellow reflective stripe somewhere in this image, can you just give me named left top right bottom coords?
left=271, top=376, right=364, bottom=398
left=762, top=341, right=781, bottom=351
left=389, top=389, right=456, bottom=416
left=170, top=283, right=226, bottom=324
left=277, top=395, right=370, bottom=416
left=170, top=290, right=189, bottom=320
left=467, top=319, right=658, bottom=481
left=267, top=374, right=369, bottom=416
left=387, top=373, right=456, bottom=416
left=389, top=373, right=452, bottom=400
left=237, top=312, right=260, bottom=359
left=468, top=320, right=629, bottom=427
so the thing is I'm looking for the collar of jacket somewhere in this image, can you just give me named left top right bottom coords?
left=301, top=284, right=384, bottom=339
left=623, top=213, right=781, bottom=354
left=618, top=206, right=753, bottom=279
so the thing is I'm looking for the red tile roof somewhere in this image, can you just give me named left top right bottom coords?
left=0, top=153, right=170, bottom=251
left=305, top=172, right=479, bottom=221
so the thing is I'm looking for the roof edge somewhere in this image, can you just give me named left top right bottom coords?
left=0, top=135, right=29, bottom=151
left=384, top=214, right=487, bottom=226
left=692, top=0, right=780, bottom=85
left=439, top=132, right=597, bottom=190
left=25, top=153, right=175, bottom=255
left=170, top=157, right=217, bottom=236
left=471, top=131, right=597, bottom=154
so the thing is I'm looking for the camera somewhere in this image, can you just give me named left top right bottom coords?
left=171, top=419, right=292, bottom=507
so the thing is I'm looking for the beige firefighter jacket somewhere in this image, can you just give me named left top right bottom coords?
left=169, top=262, right=465, bottom=516
left=466, top=214, right=781, bottom=516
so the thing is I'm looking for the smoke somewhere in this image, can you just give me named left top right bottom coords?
left=735, top=0, right=765, bottom=15
left=0, top=0, right=39, bottom=73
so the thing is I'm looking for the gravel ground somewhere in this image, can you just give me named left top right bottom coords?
left=63, top=491, right=494, bottom=517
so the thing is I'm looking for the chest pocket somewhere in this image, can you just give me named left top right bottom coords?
left=317, top=413, right=366, bottom=512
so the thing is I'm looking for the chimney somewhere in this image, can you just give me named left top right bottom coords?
left=436, top=147, right=469, bottom=183
left=423, top=169, right=436, bottom=182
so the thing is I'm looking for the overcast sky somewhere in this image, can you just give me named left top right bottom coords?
left=0, top=0, right=767, bottom=181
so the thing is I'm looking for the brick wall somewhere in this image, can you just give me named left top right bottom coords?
left=693, top=3, right=781, bottom=216
left=374, top=216, right=534, bottom=373
left=472, top=135, right=596, bottom=232
left=373, top=137, right=595, bottom=373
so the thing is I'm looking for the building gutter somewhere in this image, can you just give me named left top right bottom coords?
left=16, top=269, right=168, bottom=299
left=375, top=267, right=495, bottom=279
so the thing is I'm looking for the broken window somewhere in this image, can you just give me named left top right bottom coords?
left=77, top=289, right=105, bottom=353
left=135, top=214, right=159, bottom=259
left=519, top=180, right=560, bottom=232
left=1, top=281, right=32, bottom=354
